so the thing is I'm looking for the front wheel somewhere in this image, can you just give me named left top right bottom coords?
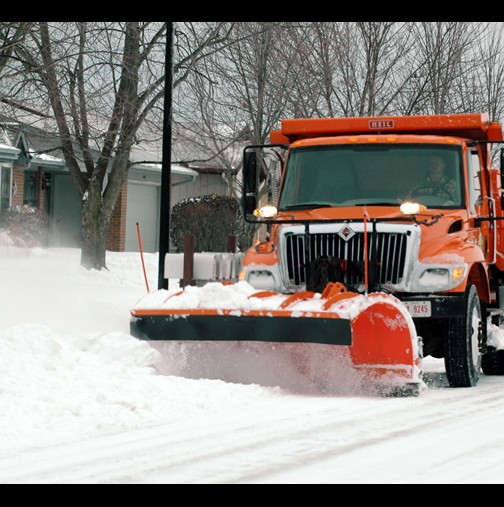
left=444, top=285, right=483, bottom=387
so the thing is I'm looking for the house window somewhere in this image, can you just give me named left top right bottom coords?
left=23, top=171, right=37, bottom=207
left=0, top=166, right=12, bottom=211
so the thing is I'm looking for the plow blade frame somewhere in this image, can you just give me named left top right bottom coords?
left=130, top=312, right=352, bottom=346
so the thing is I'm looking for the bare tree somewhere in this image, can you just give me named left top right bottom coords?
left=175, top=22, right=298, bottom=198
left=9, top=21, right=233, bottom=270
left=460, top=23, right=504, bottom=165
left=0, top=22, right=32, bottom=75
left=172, top=22, right=305, bottom=247
left=273, top=22, right=422, bottom=118
left=410, top=22, right=477, bottom=114
left=12, top=22, right=166, bottom=269
left=462, top=23, right=504, bottom=120
left=278, top=22, right=494, bottom=119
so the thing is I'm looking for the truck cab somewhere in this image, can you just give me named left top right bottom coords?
left=240, top=113, right=504, bottom=388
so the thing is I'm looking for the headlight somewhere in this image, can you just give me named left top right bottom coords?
left=418, top=268, right=450, bottom=287
left=411, top=264, right=467, bottom=291
left=246, top=270, right=276, bottom=290
left=400, top=202, right=427, bottom=215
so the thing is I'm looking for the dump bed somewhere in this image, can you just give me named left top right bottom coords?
left=270, top=113, right=503, bottom=144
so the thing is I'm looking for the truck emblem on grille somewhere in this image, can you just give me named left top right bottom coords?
left=338, top=224, right=355, bottom=241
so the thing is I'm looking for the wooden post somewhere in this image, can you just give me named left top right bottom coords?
left=182, top=234, right=195, bottom=288
left=226, top=234, right=237, bottom=253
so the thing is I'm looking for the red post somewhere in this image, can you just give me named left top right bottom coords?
left=136, top=223, right=150, bottom=293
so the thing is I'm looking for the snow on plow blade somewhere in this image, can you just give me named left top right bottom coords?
left=130, top=281, right=423, bottom=393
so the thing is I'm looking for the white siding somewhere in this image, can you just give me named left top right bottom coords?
left=125, top=182, right=159, bottom=253
left=126, top=173, right=229, bottom=253
left=171, top=173, right=228, bottom=205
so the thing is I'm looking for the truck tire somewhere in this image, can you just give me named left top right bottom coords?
left=444, top=285, right=482, bottom=387
left=482, top=313, right=504, bottom=375
left=482, top=347, right=504, bottom=375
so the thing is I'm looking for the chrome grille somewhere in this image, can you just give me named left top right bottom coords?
left=284, top=231, right=408, bottom=286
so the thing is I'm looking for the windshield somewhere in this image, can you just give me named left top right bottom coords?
left=278, top=144, right=463, bottom=209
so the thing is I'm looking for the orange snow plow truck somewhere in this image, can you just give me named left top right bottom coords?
left=130, top=113, right=504, bottom=395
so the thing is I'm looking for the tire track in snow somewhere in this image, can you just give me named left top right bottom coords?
left=1, top=378, right=503, bottom=484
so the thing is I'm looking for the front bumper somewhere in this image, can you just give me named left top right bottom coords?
left=398, top=293, right=466, bottom=319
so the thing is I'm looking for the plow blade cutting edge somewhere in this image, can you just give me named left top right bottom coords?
left=130, top=282, right=423, bottom=392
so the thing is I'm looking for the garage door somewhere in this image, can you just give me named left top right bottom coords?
left=50, top=174, right=83, bottom=247
left=125, top=182, right=159, bottom=252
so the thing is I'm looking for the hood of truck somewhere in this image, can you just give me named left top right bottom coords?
left=273, top=205, right=437, bottom=222
left=415, top=210, right=483, bottom=263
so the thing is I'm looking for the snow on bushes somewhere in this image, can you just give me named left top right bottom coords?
left=0, top=205, right=49, bottom=247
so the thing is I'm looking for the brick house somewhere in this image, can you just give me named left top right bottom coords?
left=0, top=116, right=236, bottom=253
left=0, top=133, right=20, bottom=213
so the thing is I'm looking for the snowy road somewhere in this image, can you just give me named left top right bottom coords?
left=1, top=248, right=504, bottom=484
left=3, top=362, right=504, bottom=484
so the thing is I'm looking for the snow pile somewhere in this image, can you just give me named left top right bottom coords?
left=0, top=322, right=276, bottom=454
left=0, top=248, right=286, bottom=456
left=488, top=321, right=504, bottom=350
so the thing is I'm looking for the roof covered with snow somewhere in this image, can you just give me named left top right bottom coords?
left=0, top=140, right=20, bottom=161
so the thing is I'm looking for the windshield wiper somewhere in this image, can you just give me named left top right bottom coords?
left=282, top=203, right=334, bottom=210
left=353, top=202, right=398, bottom=206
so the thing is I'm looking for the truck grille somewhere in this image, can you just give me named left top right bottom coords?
left=284, top=231, right=408, bottom=287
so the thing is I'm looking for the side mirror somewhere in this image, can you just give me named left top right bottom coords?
left=241, top=195, right=257, bottom=217
left=242, top=144, right=287, bottom=222
left=243, top=148, right=259, bottom=219
left=244, top=149, right=257, bottom=194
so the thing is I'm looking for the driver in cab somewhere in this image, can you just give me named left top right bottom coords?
left=409, top=155, right=458, bottom=202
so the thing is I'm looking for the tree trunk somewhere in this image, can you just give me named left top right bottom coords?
left=80, top=182, right=110, bottom=270
left=81, top=216, right=108, bottom=270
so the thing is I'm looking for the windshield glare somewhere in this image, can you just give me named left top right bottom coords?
left=278, top=144, right=463, bottom=209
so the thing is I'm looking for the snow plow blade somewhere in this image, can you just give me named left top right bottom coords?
left=131, top=310, right=352, bottom=345
left=130, top=281, right=423, bottom=392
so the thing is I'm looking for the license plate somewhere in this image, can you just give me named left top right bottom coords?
left=404, top=301, right=431, bottom=317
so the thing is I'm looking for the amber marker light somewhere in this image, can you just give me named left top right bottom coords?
left=452, top=267, right=465, bottom=283
left=400, top=202, right=427, bottom=215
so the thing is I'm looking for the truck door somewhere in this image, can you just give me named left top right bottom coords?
left=467, top=148, right=494, bottom=262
